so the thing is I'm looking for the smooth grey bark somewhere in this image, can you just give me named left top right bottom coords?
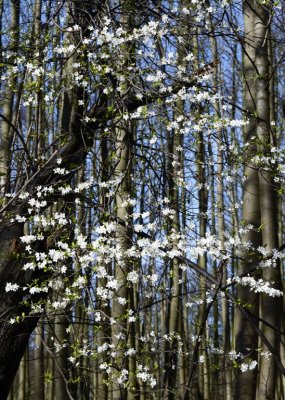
left=197, top=129, right=210, bottom=400
left=0, top=0, right=20, bottom=193
left=192, top=32, right=209, bottom=400
left=54, top=316, right=74, bottom=400
left=111, top=123, right=131, bottom=400
left=111, top=4, right=139, bottom=399
left=164, top=115, right=183, bottom=400
left=34, top=323, right=45, bottom=400
left=206, top=4, right=232, bottom=395
left=234, top=2, right=260, bottom=399
left=254, top=3, right=283, bottom=399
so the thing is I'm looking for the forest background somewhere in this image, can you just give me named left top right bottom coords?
left=0, top=0, right=284, bottom=399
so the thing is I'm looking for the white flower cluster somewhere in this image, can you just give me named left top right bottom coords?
left=53, top=167, right=69, bottom=175
left=117, top=369, right=128, bottom=385
left=229, top=275, right=283, bottom=297
left=136, top=365, right=156, bottom=388
left=5, top=283, right=20, bottom=292
left=20, top=234, right=43, bottom=244
left=228, top=349, right=243, bottom=361
left=240, top=360, right=258, bottom=373
left=127, top=271, right=139, bottom=284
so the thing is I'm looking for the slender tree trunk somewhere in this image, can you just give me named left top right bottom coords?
left=111, top=3, right=139, bottom=399
left=54, top=316, right=73, bottom=400
left=207, top=10, right=232, bottom=395
left=164, top=125, right=182, bottom=400
left=0, top=0, right=4, bottom=85
left=0, top=0, right=20, bottom=193
left=111, top=122, right=131, bottom=400
left=196, top=127, right=209, bottom=400
left=34, top=322, right=45, bottom=400
left=254, top=3, right=283, bottom=399
left=96, top=137, right=110, bottom=400
left=45, top=323, right=55, bottom=400
left=191, top=31, right=209, bottom=400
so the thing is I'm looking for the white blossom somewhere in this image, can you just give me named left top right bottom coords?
left=5, top=283, right=20, bottom=292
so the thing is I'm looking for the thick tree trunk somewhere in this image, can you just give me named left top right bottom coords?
left=234, top=2, right=260, bottom=399
left=0, top=4, right=90, bottom=397
left=254, top=3, right=283, bottom=399
left=0, top=224, right=38, bottom=400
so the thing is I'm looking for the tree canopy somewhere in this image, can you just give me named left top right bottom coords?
left=0, top=1, right=285, bottom=399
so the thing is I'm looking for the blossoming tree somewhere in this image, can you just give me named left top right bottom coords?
left=0, top=1, right=284, bottom=399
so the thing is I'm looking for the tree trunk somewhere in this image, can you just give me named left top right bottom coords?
left=34, top=322, right=45, bottom=400
left=234, top=2, right=261, bottom=399
left=254, top=3, right=283, bottom=399
left=0, top=222, right=39, bottom=400
left=111, top=122, right=131, bottom=400
left=0, top=0, right=20, bottom=193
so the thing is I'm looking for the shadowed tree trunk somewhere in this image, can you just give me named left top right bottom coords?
left=0, top=222, right=38, bottom=400
left=164, top=113, right=183, bottom=400
left=0, top=0, right=20, bottom=193
left=234, top=2, right=261, bottom=399
left=0, top=2, right=91, bottom=397
left=34, top=322, right=45, bottom=400
left=254, top=2, right=283, bottom=399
